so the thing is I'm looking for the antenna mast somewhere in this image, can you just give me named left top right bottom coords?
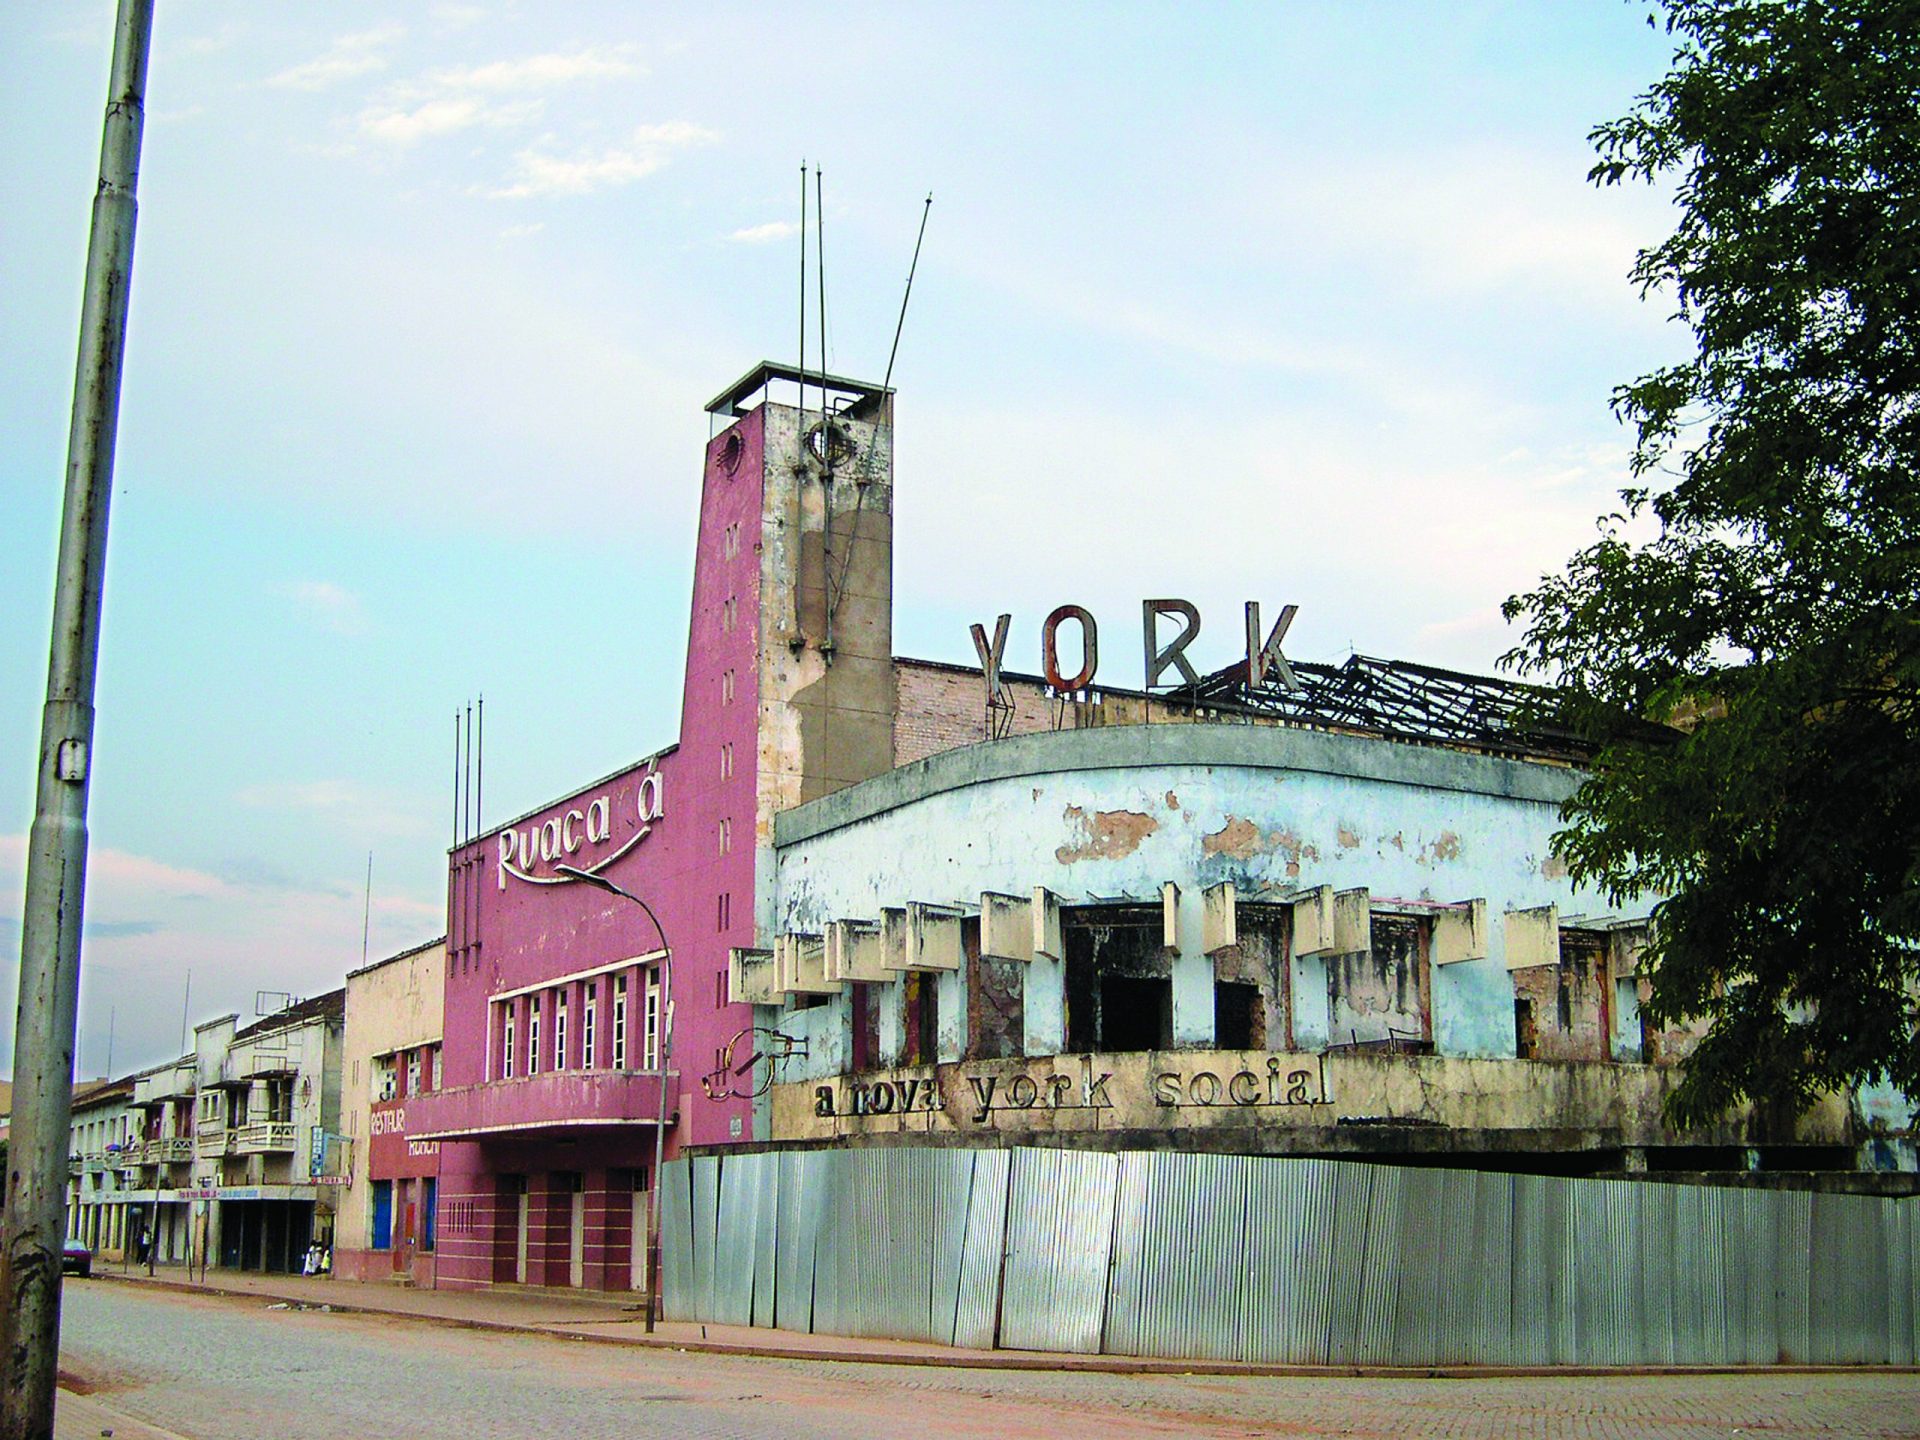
left=884, top=193, right=933, bottom=396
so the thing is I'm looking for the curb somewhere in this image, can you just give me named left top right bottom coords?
left=88, top=1272, right=1920, bottom=1381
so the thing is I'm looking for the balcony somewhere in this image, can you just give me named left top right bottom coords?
left=233, top=1121, right=296, bottom=1154
left=407, top=1068, right=677, bottom=1142
left=195, top=1128, right=232, bottom=1159
left=145, top=1137, right=193, bottom=1164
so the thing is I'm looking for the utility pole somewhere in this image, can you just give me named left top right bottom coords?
left=1, top=3, right=154, bottom=1436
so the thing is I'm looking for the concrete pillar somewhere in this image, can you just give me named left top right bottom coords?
left=1169, top=886, right=1213, bottom=1048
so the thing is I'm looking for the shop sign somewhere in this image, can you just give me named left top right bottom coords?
left=810, top=1053, right=1328, bottom=1126
left=971, top=599, right=1300, bottom=697
left=497, top=759, right=665, bottom=889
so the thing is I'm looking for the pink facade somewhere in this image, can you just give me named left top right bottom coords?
left=409, top=403, right=772, bottom=1292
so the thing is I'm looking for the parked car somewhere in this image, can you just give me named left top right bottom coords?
left=61, top=1238, right=91, bottom=1278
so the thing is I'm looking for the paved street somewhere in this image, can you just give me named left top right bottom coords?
left=53, top=1278, right=1920, bottom=1440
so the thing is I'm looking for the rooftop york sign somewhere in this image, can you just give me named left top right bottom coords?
left=971, top=599, right=1301, bottom=701
left=497, top=759, right=665, bottom=889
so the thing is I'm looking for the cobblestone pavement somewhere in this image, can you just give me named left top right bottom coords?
left=58, top=1280, right=1920, bottom=1440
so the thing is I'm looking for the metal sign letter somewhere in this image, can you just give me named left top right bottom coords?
left=1246, top=601, right=1301, bottom=691
left=1041, top=605, right=1098, bottom=692
left=1142, top=598, right=1201, bottom=688
left=970, top=613, right=1013, bottom=706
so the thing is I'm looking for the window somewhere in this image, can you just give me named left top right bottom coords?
left=198, top=1092, right=223, bottom=1128
left=1063, top=905, right=1172, bottom=1054
left=718, top=817, right=731, bottom=856
left=503, top=1007, right=516, bottom=1080
left=1209, top=904, right=1292, bottom=1051
left=643, top=968, right=661, bottom=1071
left=1511, top=928, right=1611, bottom=1063
left=405, top=1050, right=422, bottom=1097
left=528, top=995, right=542, bottom=1075
left=1214, top=982, right=1260, bottom=1050
left=902, top=972, right=938, bottom=1066
left=374, top=1055, right=397, bottom=1101
left=1325, top=914, right=1432, bottom=1051
left=719, top=742, right=734, bottom=780
left=966, top=916, right=1024, bottom=1061
left=582, top=986, right=598, bottom=1070
left=612, top=976, right=628, bottom=1070
left=554, top=992, right=569, bottom=1071
left=722, top=669, right=735, bottom=704
left=717, top=892, right=731, bottom=932
left=421, top=1177, right=437, bottom=1253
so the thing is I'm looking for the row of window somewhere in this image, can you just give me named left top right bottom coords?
left=373, top=1043, right=441, bottom=1102
left=839, top=905, right=1666, bottom=1068
left=196, top=1080, right=295, bottom=1128
left=493, top=966, right=661, bottom=1080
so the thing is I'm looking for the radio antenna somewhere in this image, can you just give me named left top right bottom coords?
left=883, top=193, right=933, bottom=396
left=816, top=166, right=829, bottom=389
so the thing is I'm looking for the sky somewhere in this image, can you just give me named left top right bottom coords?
left=0, top=1, right=1683, bottom=1080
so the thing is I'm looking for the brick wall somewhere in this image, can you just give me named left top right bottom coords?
left=893, top=659, right=1218, bottom=766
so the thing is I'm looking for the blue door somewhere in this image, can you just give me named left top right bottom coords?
left=371, top=1180, right=392, bottom=1250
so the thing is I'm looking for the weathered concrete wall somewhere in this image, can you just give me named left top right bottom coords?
left=770, top=725, right=1626, bottom=1070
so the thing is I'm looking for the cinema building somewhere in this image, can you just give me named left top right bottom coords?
left=406, top=361, right=1914, bottom=1304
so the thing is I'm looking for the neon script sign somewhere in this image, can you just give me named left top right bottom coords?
left=496, top=760, right=665, bottom=889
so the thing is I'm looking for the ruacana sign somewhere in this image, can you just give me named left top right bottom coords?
left=496, top=759, right=665, bottom=888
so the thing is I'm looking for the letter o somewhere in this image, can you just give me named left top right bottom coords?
left=1008, top=1075, right=1038, bottom=1108
left=869, top=1082, right=894, bottom=1114
left=1041, top=605, right=1099, bottom=692
left=1188, top=1071, right=1222, bottom=1106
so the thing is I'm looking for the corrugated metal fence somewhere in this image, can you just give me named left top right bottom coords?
left=660, top=1148, right=1918, bottom=1366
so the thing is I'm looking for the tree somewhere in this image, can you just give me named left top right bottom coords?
left=1503, top=0, right=1920, bottom=1125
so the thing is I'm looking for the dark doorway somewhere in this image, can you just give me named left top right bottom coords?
left=1064, top=906, right=1172, bottom=1053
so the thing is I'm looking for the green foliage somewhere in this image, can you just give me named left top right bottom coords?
left=1504, top=0, right=1920, bottom=1125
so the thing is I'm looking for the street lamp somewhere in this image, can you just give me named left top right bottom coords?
left=554, top=865, right=673, bottom=1332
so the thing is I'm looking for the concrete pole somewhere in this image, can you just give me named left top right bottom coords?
left=1, top=3, right=153, bottom=1437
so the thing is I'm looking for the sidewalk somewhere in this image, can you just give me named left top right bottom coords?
left=76, top=1264, right=1920, bottom=1382
left=83, top=1265, right=1060, bottom=1372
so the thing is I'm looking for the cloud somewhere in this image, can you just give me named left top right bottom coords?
left=0, top=834, right=227, bottom=902
left=357, top=95, right=539, bottom=145
left=429, top=47, right=644, bottom=91
left=83, top=919, right=164, bottom=939
left=283, top=579, right=368, bottom=634
left=487, top=122, right=717, bottom=200
left=232, top=779, right=438, bottom=841
left=266, top=24, right=405, bottom=91
left=729, top=221, right=799, bottom=244
left=500, top=222, right=546, bottom=240
left=431, top=3, right=489, bottom=26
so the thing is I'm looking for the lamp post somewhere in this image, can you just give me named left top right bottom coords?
left=554, top=865, right=672, bottom=1332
